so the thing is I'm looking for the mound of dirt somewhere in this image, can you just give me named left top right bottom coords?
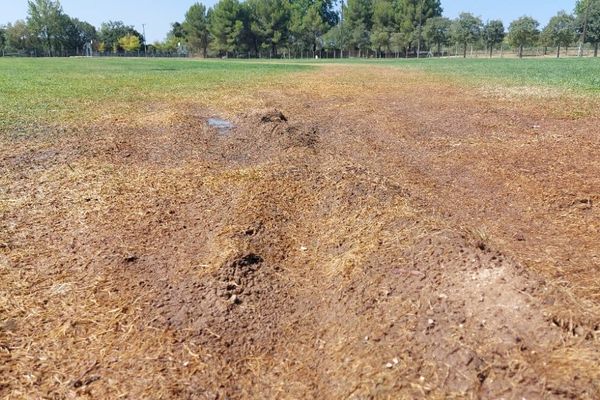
left=150, top=251, right=293, bottom=355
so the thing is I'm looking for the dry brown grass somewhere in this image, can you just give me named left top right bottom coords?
left=2, top=64, right=600, bottom=399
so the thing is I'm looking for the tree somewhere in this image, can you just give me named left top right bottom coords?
left=27, top=0, right=64, bottom=56
left=451, top=12, right=483, bottom=58
left=575, top=0, right=600, bottom=56
left=248, top=0, right=291, bottom=57
left=289, top=0, right=337, bottom=56
left=0, top=26, right=6, bottom=53
left=390, top=31, right=410, bottom=57
left=396, top=0, right=443, bottom=56
left=482, top=20, right=504, bottom=57
left=542, top=11, right=576, bottom=58
left=57, top=17, right=97, bottom=55
left=209, top=0, right=245, bottom=56
left=99, top=21, right=143, bottom=53
left=153, top=27, right=182, bottom=54
left=71, top=18, right=97, bottom=46
left=370, top=30, right=390, bottom=56
left=154, top=23, right=185, bottom=54
left=344, top=0, right=373, bottom=56
left=171, top=22, right=186, bottom=39
left=316, top=0, right=339, bottom=27
left=423, top=16, right=450, bottom=56
left=288, top=5, right=306, bottom=55
left=322, top=23, right=350, bottom=56
left=302, top=3, right=327, bottom=56
left=183, top=3, right=211, bottom=57
left=5, top=20, right=36, bottom=53
left=118, top=34, right=141, bottom=53
left=352, top=21, right=371, bottom=56
left=508, top=16, right=540, bottom=58
left=370, top=0, right=394, bottom=57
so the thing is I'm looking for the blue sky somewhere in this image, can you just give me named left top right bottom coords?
left=2, top=0, right=577, bottom=43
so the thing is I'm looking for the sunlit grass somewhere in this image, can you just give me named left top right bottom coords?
left=2, top=56, right=599, bottom=133
left=0, top=58, right=311, bottom=132
left=251, top=56, right=600, bottom=93
left=387, top=57, right=600, bottom=92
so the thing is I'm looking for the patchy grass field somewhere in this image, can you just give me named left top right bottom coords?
left=1, top=58, right=600, bottom=399
left=277, top=56, right=600, bottom=92
left=0, top=58, right=311, bottom=131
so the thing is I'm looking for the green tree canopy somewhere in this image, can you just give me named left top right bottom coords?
left=118, top=34, right=141, bottom=52
left=171, top=22, right=186, bottom=39
left=59, top=17, right=97, bottom=53
left=99, top=21, right=143, bottom=53
left=4, top=21, right=35, bottom=52
left=390, top=31, right=411, bottom=56
left=451, top=12, right=483, bottom=58
left=317, top=0, right=339, bottom=27
left=344, top=0, right=373, bottom=54
left=423, top=16, right=451, bottom=55
left=370, top=0, right=394, bottom=56
left=183, top=3, right=211, bottom=57
left=209, top=0, right=245, bottom=56
left=575, top=0, right=600, bottom=56
left=542, top=11, right=576, bottom=57
left=27, top=0, right=64, bottom=56
left=0, top=26, right=6, bottom=51
left=482, top=20, right=505, bottom=57
left=508, top=16, right=540, bottom=58
left=302, top=4, right=328, bottom=55
left=248, top=0, right=291, bottom=56
left=396, top=0, right=443, bottom=55
left=321, top=23, right=350, bottom=55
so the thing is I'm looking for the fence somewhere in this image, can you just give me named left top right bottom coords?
left=1, top=44, right=598, bottom=59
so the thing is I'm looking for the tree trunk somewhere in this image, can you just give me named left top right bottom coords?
left=557, top=45, right=560, bottom=58
left=463, top=43, right=467, bottom=58
left=595, top=42, right=599, bottom=57
left=489, top=45, right=493, bottom=58
left=438, top=43, right=441, bottom=57
left=519, top=45, right=523, bottom=58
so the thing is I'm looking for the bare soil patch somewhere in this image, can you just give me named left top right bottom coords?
left=1, top=65, right=600, bottom=399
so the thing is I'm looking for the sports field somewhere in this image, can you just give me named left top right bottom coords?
left=1, top=57, right=600, bottom=398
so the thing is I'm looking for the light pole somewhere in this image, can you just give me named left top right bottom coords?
left=142, top=24, right=148, bottom=56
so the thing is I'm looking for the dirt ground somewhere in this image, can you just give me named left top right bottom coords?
left=1, top=64, right=600, bottom=399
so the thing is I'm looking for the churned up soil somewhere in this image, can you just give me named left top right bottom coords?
left=1, top=64, right=600, bottom=399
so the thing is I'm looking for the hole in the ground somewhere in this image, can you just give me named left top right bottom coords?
left=237, top=253, right=263, bottom=267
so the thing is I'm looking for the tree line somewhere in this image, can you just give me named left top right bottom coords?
left=1, top=0, right=599, bottom=58
left=0, top=0, right=145, bottom=56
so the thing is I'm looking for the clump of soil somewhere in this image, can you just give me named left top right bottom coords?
left=255, top=108, right=288, bottom=123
